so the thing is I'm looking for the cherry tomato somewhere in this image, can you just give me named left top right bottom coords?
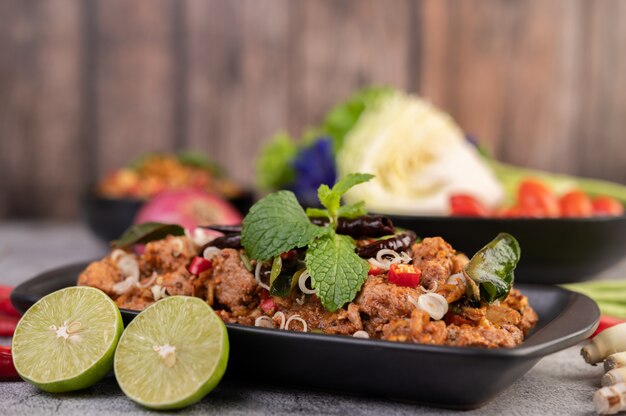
left=559, top=190, right=593, bottom=218
left=450, top=194, right=491, bottom=217
left=517, top=179, right=560, bottom=217
left=388, top=264, right=421, bottom=288
left=592, top=197, right=624, bottom=217
left=500, top=205, right=547, bottom=218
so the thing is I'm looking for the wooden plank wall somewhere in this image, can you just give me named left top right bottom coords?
left=0, top=0, right=625, bottom=219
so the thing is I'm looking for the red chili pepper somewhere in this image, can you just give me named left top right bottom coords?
left=388, top=264, right=421, bottom=288
left=368, top=264, right=384, bottom=275
left=0, top=316, right=19, bottom=337
left=592, top=196, right=624, bottom=217
left=590, top=315, right=625, bottom=338
left=0, top=286, right=21, bottom=318
left=260, top=298, right=277, bottom=315
left=450, top=194, right=492, bottom=217
left=187, top=256, right=213, bottom=275
left=0, top=346, right=21, bottom=380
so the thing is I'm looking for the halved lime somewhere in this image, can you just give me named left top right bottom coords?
left=12, top=286, right=123, bottom=393
left=114, top=296, right=229, bottom=410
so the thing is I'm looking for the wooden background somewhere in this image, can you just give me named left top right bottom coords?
left=1, top=0, right=625, bottom=219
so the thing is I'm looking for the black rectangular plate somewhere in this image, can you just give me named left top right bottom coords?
left=11, top=262, right=599, bottom=409
left=386, top=214, right=626, bottom=284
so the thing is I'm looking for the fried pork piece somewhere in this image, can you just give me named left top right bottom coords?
left=383, top=309, right=447, bottom=344
left=503, top=289, right=539, bottom=335
left=77, top=258, right=123, bottom=296
left=355, top=275, right=423, bottom=332
left=280, top=297, right=362, bottom=335
left=209, top=249, right=259, bottom=314
left=446, top=323, right=523, bottom=348
left=411, top=237, right=456, bottom=290
left=140, top=235, right=196, bottom=275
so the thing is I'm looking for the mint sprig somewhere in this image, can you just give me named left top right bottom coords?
left=242, top=173, right=374, bottom=312
left=305, top=231, right=369, bottom=312
left=241, top=191, right=327, bottom=261
left=315, top=173, right=374, bottom=225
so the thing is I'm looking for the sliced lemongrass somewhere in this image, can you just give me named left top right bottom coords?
left=298, top=271, right=316, bottom=295
left=368, top=257, right=390, bottom=271
left=295, top=294, right=306, bottom=305
left=110, top=249, right=128, bottom=262
left=285, top=315, right=308, bottom=332
left=112, top=276, right=139, bottom=295
left=376, top=249, right=401, bottom=263
left=171, top=238, right=185, bottom=257
left=416, top=293, right=448, bottom=320
left=423, top=281, right=439, bottom=293
left=254, top=316, right=274, bottom=328
left=203, top=246, right=221, bottom=261
left=116, top=254, right=139, bottom=280
left=447, top=273, right=465, bottom=285
left=139, top=272, right=158, bottom=289
left=352, top=330, right=369, bottom=339
left=150, top=285, right=168, bottom=301
left=254, top=262, right=270, bottom=291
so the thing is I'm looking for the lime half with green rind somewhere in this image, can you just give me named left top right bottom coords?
left=114, top=296, right=229, bottom=410
left=12, top=286, right=123, bottom=393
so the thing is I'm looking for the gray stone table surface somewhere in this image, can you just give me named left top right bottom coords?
left=1, top=221, right=624, bottom=416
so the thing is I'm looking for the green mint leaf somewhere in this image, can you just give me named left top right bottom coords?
left=306, top=207, right=331, bottom=219
left=317, top=184, right=339, bottom=215
left=332, top=173, right=375, bottom=196
left=305, top=231, right=369, bottom=312
left=242, top=191, right=326, bottom=260
left=337, top=201, right=367, bottom=219
left=318, top=173, right=374, bottom=218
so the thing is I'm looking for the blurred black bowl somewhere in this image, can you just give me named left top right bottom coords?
left=386, top=214, right=626, bottom=284
left=83, top=190, right=256, bottom=243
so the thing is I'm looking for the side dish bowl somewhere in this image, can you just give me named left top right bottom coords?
left=11, top=262, right=599, bottom=409
left=386, top=214, right=626, bottom=284
left=82, top=190, right=256, bottom=242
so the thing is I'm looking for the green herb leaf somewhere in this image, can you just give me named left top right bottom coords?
left=318, top=173, right=374, bottom=219
left=256, top=132, right=298, bottom=191
left=242, top=191, right=327, bottom=260
left=337, top=201, right=367, bottom=219
left=269, top=256, right=282, bottom=287
left=305, top=208, right=331, bottom=219
left=305, top=231, right=369, bottom=312
left=112, top=222, right=185, bottom=249
left=464, top=233, right=521, bottom=303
